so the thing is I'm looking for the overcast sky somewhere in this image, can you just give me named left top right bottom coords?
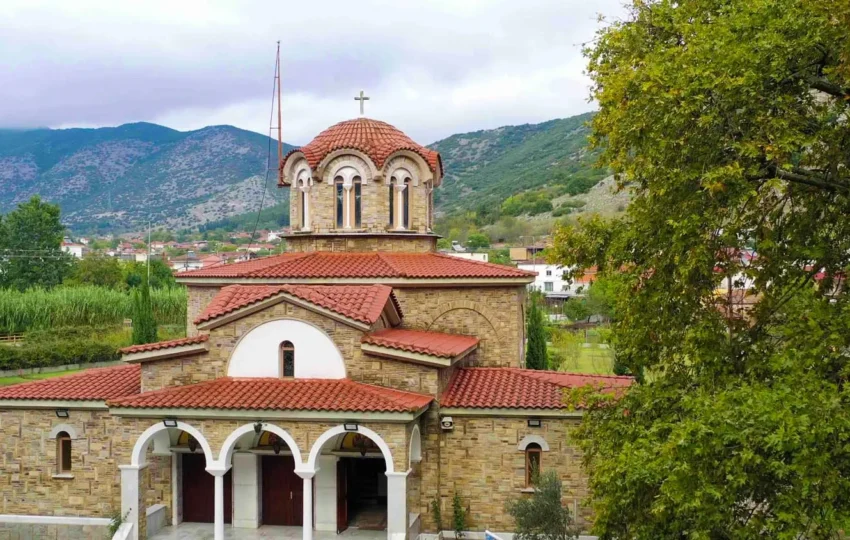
left=1, top=0, right=625, bottom=145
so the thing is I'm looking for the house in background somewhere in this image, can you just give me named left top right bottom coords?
left=60, top=242, right=88, bottom=259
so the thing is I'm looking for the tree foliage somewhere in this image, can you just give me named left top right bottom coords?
left=66, top=254, right=125, bottom=289
left=507, top=471, right=578, bottom=540
left=549, top=0, right=850, bottom=537
left=525, top=292, right=548, bottom=370
left=131, top=274, right=158, bottom=345
left=0, top=196, right=72, bottom=291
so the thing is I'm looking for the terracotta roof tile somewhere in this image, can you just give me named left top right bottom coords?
left=0, top=364, right=140, bottom=401
left=441, top=368, right=633, bottom=410
left=362, top=328, right=478, bottom=358
left=195, top=284, right=396, bottom=326
left=120, top=335, right=209, bottom=355
left=108, top=377, right=433, bottom=413
left=282, top=118, right=441, bottom=179
left=177, top=252, right=535, bottom=280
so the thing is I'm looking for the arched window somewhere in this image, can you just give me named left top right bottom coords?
left=403, top=178, right=411, bottom=229
left=280, top=340, right=295, bottom=378
left=56, top=431, right=72, bottom=473
left=388, top=179, right=395, bottom=227
left=334, top=174, right=362, bottom=229
left=300, top=190, right=307, bottom=229
left=525, top=442, right=541, bottom=487
left=335, top=176, right=345, bottom=228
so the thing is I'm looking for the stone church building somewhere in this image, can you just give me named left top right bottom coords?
left=0, top=118, right=631, bottom=540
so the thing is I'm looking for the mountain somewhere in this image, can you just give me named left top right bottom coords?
left=0, top=112, right=611, bottom=234
left=429, top=112, right=608, bottom=217
left=0, top=123, right=294, bottom=233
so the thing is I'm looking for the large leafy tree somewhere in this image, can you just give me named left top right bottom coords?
left=550, top=0, right=850, bottom=537
left=0, top=196, right=72, bottom=291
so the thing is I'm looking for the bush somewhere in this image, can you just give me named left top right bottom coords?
left=452, top=491, right=468, bottom=539
left=507, top=471, right=578, bottom=540
left=0, top=338, right=120, bottom=370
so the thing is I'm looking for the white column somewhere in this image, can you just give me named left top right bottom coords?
left=295, top=469, right=316, bottom=540
left=315, top=456, right=339, bottom=531
left=395, top=185, right=405, bottom=230
left=232, top=453, right=260, bottom=528
left=301, top=186, right=311, bottom=231
left=119, top=464, right=146, bottom=540
left=343, top=185, right=353, bottom=229
left=386, top=470, right=409, bottom=540
left=212, top=471, right=226, bottom=540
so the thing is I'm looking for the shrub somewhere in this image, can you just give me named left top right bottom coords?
left=431, top=496, right=443, bottom=531
left=0, top=338, right=120, bottom=370
left=131, top=275, right=158, bottom=345
left=507, top=471, right=577, bottom=540
left=452, top=491, right=468, bottom=539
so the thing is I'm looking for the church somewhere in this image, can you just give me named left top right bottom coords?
left=0, top=116, right=632, bottom=540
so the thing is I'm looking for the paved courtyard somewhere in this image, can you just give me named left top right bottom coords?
left=150, top=524, right=386, bottom=540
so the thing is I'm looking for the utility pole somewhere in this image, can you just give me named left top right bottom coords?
left=147, top=220, right=151, bottom=281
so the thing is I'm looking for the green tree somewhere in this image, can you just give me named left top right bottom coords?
left=466, top=232, right=491, bottom=250
left=131, top=273, right=158, bottom=345
left=549, top=0, right=850, bottom=536
left=0, top=196, right=72, bottom=291
left=561, top=298, right=590, bottom=323
left=65, top=254, right=125, bottom=289
left=507, top=471, right=577, bottom=540
left=525, top=292, right=548, bottom=370
left=123, top=260, right=176, bottom=289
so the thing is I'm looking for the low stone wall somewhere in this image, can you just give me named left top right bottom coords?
left=0, top=516, right=111, bottom=540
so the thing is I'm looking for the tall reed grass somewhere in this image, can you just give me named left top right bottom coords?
left=0, top=286, right=187, bottom=334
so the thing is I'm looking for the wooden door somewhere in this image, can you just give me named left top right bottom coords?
left=337, top=459, right=348, bottom=533
left=262, top=455, right=303, bottom=526
left=182, top=453, right=232, bottom=523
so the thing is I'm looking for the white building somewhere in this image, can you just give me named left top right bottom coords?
left=517, top=263, right=596, bottom=297
left=442, top=251, right=489, bottom=263
left=60, top=242, right=88, bottom=259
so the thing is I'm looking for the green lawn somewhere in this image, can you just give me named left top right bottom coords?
left=551, top=344, right=616, bottom=375
left=0, top=369, right=84, bottom=386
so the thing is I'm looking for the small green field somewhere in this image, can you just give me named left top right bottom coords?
left=556, top=344, right=615, bottom=374
left=0, top=368, right=84, bottom=386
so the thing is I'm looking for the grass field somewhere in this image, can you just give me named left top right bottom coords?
left=556, top=344, right=616, bottom=374
left=0, top=368, right=84, bottom=386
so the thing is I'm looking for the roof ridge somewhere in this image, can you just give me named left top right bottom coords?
left=375, top=252, right=403, bottom=276
left=430, top=251, right=534, bottom=276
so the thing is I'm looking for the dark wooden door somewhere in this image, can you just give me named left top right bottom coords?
left=262, top=455, right=303, bottom=526
left=182, top=453, right=232, bottom=523
left=337, top=459, right=348, bottom=533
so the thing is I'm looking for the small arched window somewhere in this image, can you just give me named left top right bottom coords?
left=56, top=431, right=72, bottom=473
left=335, top=176, right=345, bottom=228
left=403, top=178, right=411, bottom=229
left=353, top=177, right=362, bottom=228
left=388, top=178, right=395, bottom=227
left=280, top=341, right=295, bottom=378
left=525, top=442, right=541, bottom=487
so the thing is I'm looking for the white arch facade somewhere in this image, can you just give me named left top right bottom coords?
left=216, top=423, right=303, bottom=469
left=131, top=420, right=214, bottom=468
left=228, top=318, right=346, bottom=379
left=517, top=434, right=550, bottom=452
left=48, top=423, right=78, bottom=440
left=306, top=424, right=394, bottom=473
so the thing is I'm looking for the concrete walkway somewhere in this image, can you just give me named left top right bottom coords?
left=150, top=523, right=386, bottom=540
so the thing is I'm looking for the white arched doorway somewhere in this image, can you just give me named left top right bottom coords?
left=305, top=425, right=407, bottom=540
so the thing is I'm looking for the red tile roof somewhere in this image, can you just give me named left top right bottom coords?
left=282, top=118, right=441, bottom=179
left=195, top=284, right=397, bottom=326
left=176, top=251, right=535, bottom=280
left=362, top=328, right=478, bottom=358
left=120, top=335, right=209, bottom=355
left=0, top=364, right=140, bottom=401
left=108, top=377, right=433, bottom=413
left=441, top=368, right=633, bottom=409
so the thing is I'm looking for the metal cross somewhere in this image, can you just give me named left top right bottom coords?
left=354, top=90, right=370, bottom=116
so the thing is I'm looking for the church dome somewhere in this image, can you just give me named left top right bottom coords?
left=284, top=118, right=442, bottom=177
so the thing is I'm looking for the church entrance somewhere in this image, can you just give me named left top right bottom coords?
left=261, top=455, right=303, bottom=526
left=182, top=453, right=232, bottom=524
left=337, top=457, right=387, bottom=532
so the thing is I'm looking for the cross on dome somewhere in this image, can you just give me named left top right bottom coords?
left=354, top=90, right=370, bottom=116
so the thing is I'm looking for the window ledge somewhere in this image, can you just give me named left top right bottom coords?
left=519, top=487, right=537, bottom=493
left=52, top=473, right=74, bottom=479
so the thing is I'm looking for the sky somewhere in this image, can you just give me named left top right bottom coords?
left=0, top=0, right=625, bottom=145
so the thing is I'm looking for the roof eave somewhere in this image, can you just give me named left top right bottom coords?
left=177, top=276, right=535, bottom=287
left=122, top=343, right=209, bottom=364
left=360, top=342, right=477, bottom=368
left=438, top=407, right=584, bottom=418
left=108, top=404, right=430, bottom=423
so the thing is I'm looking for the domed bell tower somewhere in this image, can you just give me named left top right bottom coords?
left=278, top=117, right=443, bottom=253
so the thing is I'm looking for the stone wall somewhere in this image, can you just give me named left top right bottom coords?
left=0, top=409, right=166, bottom=520
left=285, top=234, right=437, bottom=253
left=186, top=285, right=219, bottom=337
left=431, top=415, right=590, bottom=533
left=393, top=287, right=527, bottom=368
left=140, top=352, right=213, bottom=393
left=0, top=522, right=110, bottom=539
